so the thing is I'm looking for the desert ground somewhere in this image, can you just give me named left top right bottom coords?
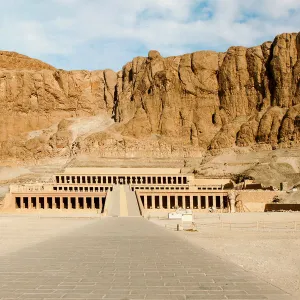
left=151, top=212, right=300, bottom=298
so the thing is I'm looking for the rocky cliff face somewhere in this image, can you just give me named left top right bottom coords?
left=0, top=32, right=299, bottom=164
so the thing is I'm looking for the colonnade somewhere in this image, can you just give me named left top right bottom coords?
left=139, top=193, right=228, bottom=210
left=53, top=186, right=112, bottom=192
left=15, top=195, right=105, bottom=210
left=55, top=175, right=188, bottom=185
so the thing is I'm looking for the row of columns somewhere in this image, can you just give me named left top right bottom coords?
left=16, top=196, right=104, bottom=210
left=140, top=194, right=227, bottom=210
left=54, top=186, right=112, bottom=192
left=56, top=175, right=188, bottom=185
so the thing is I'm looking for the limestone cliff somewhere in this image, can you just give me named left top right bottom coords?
left=0, top=32, right=299, bottom=164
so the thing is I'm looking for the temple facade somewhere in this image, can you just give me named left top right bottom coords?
left=4, top=168, right=232, bottom=215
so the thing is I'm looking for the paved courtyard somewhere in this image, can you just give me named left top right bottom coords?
left=0, top=217, right=294, bottom=300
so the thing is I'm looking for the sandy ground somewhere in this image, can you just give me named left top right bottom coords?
left=0, top=215, right=98, bottom=256
left=151, top=212, right=300, bottom=298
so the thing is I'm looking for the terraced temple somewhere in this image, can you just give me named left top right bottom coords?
left=3, top=168, right=231, bottom=216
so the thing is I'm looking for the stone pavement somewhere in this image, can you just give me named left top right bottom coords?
left=0, top=218, right=294, bottom=300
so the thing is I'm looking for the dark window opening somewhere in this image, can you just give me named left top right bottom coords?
left=185, top=196, right=190, bottom=209
left=193, top=196, right=198, bottom=209
left=101, top=197, right=106, bottom=213
left=79, top=198, right=84, bottom=209
left=170, top=196, right=175, bottom=209
left=94, top=197, right=100, bottom=209
left=147, top=196, right=152, bottom=208
left=55, top=197, right=60, bottom=209
left=13, top=198, right=20, bottom=209
left=63, top=197, right=68, bottom=209
left=39, top=197, right=44, bottom=209
left=47, top=197, right=52, bottom=209
left=178, top=196, right=183, bottom=208
left=140, top=196, right=145, bottom=208
left=22, top=197, right=28, bottom=209
left=71, top=197, right=76, bottom=209
left=86, top=197, right=92, bottom=209
left=31, top=197, right=37, bottom=209
left=162, top=196, right=168, bottom=209
left=155, top=196, right=159, bottom=208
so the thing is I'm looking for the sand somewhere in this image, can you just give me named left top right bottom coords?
left=151, top=212, right=300, bottom=297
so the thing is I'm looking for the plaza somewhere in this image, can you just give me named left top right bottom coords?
left=0, top=216, right=294, bottom=300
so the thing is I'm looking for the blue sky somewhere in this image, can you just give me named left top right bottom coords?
left=0, top=0, right=299, bottom=71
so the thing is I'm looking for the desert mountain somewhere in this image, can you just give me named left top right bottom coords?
left=0, top=32, right=299, bottom=165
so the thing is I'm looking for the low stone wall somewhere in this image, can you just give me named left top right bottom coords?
left=265, top=204, right=300, bottom=212
left=236, top=191, right=285, bottom=212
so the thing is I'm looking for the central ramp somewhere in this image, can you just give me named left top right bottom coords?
left=105, top=184, right=141, bottom=217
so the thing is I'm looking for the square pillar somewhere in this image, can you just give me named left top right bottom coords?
left=52, top=197, right=56, bottom=209
left=68, top=197, right=71, bottom=209
left=83, top=197, right=87, bottom=209
left=213, top=195, right=216, bottom=209
left=175, top=195, right=178, bottom=208
left=21, top=197, right=24, bottom=209
left=144, top=196, right=148, bottom=209
left=92, top=197, right=95, bottom=209
left=60, top=197, right=63, bottom=210
left=28, top=197, right=32, bottom=209
left=159, top=195, right=163, bottom=209
left=182, top=196, right=186, bottom=209
left=167, top=195, right=170, bottom=209
left=205, top=195, right=209, bottom=209
left=197, top=195, right=200, bottom=210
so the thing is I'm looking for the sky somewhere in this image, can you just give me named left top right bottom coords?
left=0, top=0, right=299, bottom=71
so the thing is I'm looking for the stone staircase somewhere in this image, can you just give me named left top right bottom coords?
left=104, top=185, right=141, bottom=217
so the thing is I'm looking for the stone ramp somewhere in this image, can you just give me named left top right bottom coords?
left=105, top=185, right=140, bottom=217
left=0, top=218, right=293, bottom=300
left=105, top=185, right=120, bottom=216
left=124, top=185, right=141, bottom=216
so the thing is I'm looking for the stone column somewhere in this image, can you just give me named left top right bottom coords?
left=212, top=195, right=216, bottom=209
left=175, top=195, right=178, bottom=209
left=36, top=197, right=40, bottom=209
left=159, top=195, right=163, bottom=209
left=20, top=197, right=25, bottom=209
left=60, top=197, right=63, bottom=210
left=68, top=197, right=71, bottom=209
left=182, top=197, right=186, bottom=209
left=52, top=197, right=56, bottom=209
left=27, top=197, right=31, bottom=209
left=75, top=197, right=78, bottom=209
left=167, top=195, right=170, bottom=209
left=197, top=195, right=200, bottom=209
left=83, top=197, right=87, bottom=209
left=92, top=197, right=95, bottom=209
left=144, top=197, right=148, bottom=209
left=205, top=195, right=209, bottom=210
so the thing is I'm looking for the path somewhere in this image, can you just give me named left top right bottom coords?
left=0, top=218, right=293, bottom=300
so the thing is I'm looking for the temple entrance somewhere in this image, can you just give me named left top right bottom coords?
left=118, top=176, right=126, bottom=184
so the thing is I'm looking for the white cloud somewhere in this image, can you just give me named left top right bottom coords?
left=0, top=0, right=299, bottom=70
